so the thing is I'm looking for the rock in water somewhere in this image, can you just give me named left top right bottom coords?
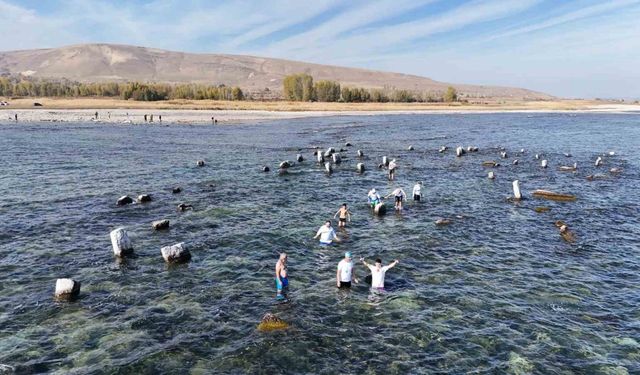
left=262, top=166, right=270, bottom=172
left=152, top=219, right=170, bottom=230
left=357, top=150, right=363, bottom=157
left=54, top=278, right=81, bottom=300
left=435, top=218, right=451, bottom=226
left=196, top=160, right=205, bottom=167
left=439, top=146, right=448, bottom=153
left=356, top=163, right=365, bottom=173
left=512, top=180, right=522, bottom=200
left=595, top=156, right=603, bottom=167
left=138, top=194, right=152, bottom=203
left=513, top=159, right=519, bottom=165
left=177, top=203, right=193, bottom=211
left=296, top=154, right=304, bottom=162
left=172, top=187, right=182, bottom=194
left=161, top=242, right=191, bottom=263
left=532, top=190, right=576, bottom=202
left=374, top=203, right=386, bottom=216
left=407, top=145, right=414, bottom=151
left=279, top=161, right=291, bottom=169
left=345, top=142, right=352, bottom=147
left=541, top=160, right=548, bottom=168
left=332, top=153, right=342, bottom=164
left=116, top=195, right=133, bottom=206
left=488, top=171, right=496, bottom=179
left=257, top=313, right=289, bottom=332
left=456, top=146, right=465, bottom=157
left=110, top=227, right=133, bottom=257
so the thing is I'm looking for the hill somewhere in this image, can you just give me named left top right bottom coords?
left=0, top=43, right=553, bottom=100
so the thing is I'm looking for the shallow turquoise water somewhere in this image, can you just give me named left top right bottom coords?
left=0, top=113, right=639, bottom=374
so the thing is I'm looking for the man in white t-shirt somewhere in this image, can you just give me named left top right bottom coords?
left=313, top=220, right=341, bottom=245
left=388, top=159, right=397, bottom=180
left=362, top=257, right=399, bottom=289
left=336, top=252, right=358, bottom=288
left=413, top=181, right=422, bottom=201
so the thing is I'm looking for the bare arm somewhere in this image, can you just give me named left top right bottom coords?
left=313, top=228, right=321, bottom=239
left=275, top=263, right=281, bottom=281
left=387, top=260, right=400, bottom=269
left=333, top=210, right=340, bottom=219
left=336, top=265, right=341, bottom=286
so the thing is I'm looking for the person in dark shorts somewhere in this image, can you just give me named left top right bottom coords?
left=337, top=252, right=357, bottom=288
left=413, top=181, right=422, bottom=201
left=333, top=203, right=352, bottom=227
left=386, top=187, right=407, bottom=211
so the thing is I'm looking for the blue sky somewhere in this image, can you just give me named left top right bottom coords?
left=1, top=0, right=639, bottom=98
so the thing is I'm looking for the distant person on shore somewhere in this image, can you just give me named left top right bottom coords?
left=386, top=187, right=407, bottom=211
left=159, top=115, right=162, bottom=122
left=150, top=114, right=154, bottom=122
left=367, top=188, right=381, bottom=208
left=361, top=257, right=399, bottom=289
left=275, top=252, right=288, bottom=300
left=14, top=113, right=18, bottom=122
left=413, top=181, right=422, bottom=201
left=144, top=114, right=147, bottom=122
left=337, top=252, right=358, bottom=288
left=333, top=203, right=352, bottom=228
left=94, top=111, right=98, bottom=120
left=108, top=112, right=111, bottom=120
left=314, top=220, right=341, bottom=245
left=388, top=159, right=397, bottom=180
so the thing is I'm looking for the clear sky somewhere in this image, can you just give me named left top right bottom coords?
left=1, top=0, right=639, bottom=98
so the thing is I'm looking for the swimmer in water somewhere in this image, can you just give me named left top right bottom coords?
left=333, top=203, right=352, bottom=228
left=385, top=187, right=407, bottom=210
left=314, top=220, right=341, bottom=245
left=361, top=257, right=399, bottom=289
left=275, top=252, right=288, bottom=299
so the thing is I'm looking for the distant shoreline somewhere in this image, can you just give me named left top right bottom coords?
left=1, top=98, right=638, bottom=124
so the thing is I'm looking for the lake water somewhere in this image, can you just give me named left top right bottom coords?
left=0, top=113, right=639, bottom=374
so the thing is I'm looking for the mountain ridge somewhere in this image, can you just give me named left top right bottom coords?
left=0, top=43, right=553, bottom=100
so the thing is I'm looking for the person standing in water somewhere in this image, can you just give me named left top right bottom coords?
left=386, top=187, right=407, bottom=211
left=367, top=188, right=381, bottom=209
left=413, top=181, right=422, bottom=201
left=275, top=252, right=288, bottom=299
left=361, top=257, right=399, bottom=289
left=333, top=203, right=352, bottom=228
left=337, top=252, right=358, bottom=288
left=388, top=159, right=397, bottom=180
left=314, top=220, right=341, bottom=245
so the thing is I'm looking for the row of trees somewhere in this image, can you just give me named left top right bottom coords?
left=0, top=77, right=244, bottom=101
left=282, top=73, right=459, bottom=103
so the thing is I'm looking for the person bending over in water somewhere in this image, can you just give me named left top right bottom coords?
left=361, top=257, right=399, bottom=290
left=367, top=188, right=382, bottom=209
left=386, top=187, right=407, bottom=211
left=314, top=220, right=341, bottom=245
left=275, top=252, right=288, bottom=299
left=388, top=159, right=397, bottom=180
left=337, top=252, right=358, bottom=288
left=413, top=181, right=422, bottom=201
left=333, top=203, right=352, bottom=227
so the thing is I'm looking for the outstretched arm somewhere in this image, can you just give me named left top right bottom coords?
left=387, top=259, right=400, bottom=269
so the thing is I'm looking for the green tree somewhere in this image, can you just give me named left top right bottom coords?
left=444, top=86, right=458, bottom=102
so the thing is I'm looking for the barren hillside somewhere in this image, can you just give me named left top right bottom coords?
left=0, top=44, right=553, bottom=100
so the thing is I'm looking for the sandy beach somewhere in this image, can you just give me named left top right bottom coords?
left=1, top=98, right=639, bottom=124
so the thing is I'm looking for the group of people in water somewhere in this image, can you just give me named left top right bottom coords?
left=274, top=176, right=423, bottom=300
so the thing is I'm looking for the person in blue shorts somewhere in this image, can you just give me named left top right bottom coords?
left=275, top=253, right=288, bottom=299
